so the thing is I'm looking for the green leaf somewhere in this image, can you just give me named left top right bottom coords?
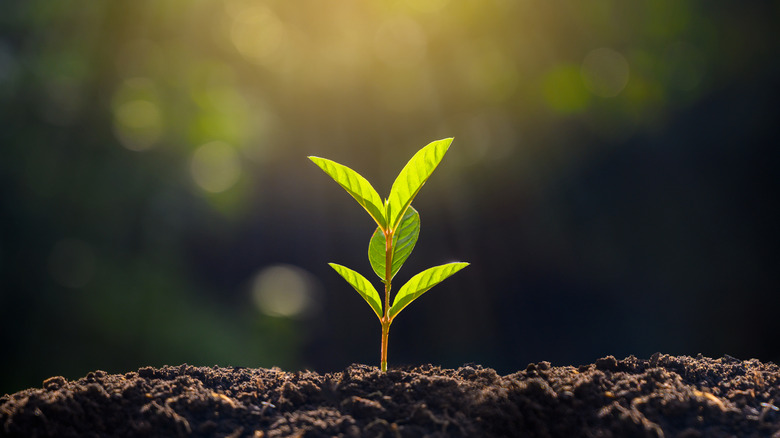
left=386, top=138, right=453, bottom=232
left=389, top=262, right=469, bottom=320
left=328, top=263, right=383, bottom=319
left=368, top=205, right=420, bottom=282
left=309, top=156, right=387, bottom=230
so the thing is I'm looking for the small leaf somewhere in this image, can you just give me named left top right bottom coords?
left=368, top=206, right=420, bottom=281
left=328, top=263, right=383, bottom=319
left=309, top=156, right=387, bottom=230
left=386, top=138, right=453, bottom=232
left=389, top=262, right=469, bottom=320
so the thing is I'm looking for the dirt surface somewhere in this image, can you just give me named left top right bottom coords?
left=2, top=353, right=779, bottom=437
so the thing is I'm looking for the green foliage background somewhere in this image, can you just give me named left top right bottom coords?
left=1, top=0, right=778, bottom=394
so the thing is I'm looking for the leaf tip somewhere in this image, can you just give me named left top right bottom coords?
left=424, top=137, right=454, bottom=152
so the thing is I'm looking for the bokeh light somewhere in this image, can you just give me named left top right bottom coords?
left=112, top=78, right=163, bottom=151
left=251, top=265, right=320, bottom=318
left=581, top=48, right=630, bottom=98
left=229, top=3, right=287, bottom=67
left=190, top=141, right=242, bottom=193
left=1, top=0, right=779, bottom=396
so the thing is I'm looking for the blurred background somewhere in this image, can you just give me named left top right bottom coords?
left=1, top=0, right=779, bottom=395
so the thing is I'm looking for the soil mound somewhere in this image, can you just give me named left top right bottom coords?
left=2, top=354, right=779, bottom=437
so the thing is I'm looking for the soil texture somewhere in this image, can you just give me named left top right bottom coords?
left=2, top=353, right=779, bottom=437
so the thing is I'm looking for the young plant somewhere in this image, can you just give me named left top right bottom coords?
left=309, top=138, right=469, bottom=372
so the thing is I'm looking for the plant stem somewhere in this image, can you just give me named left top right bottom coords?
left=380, top=228, right=393, bottom=373
left=380, top=320, right=389, bottom=372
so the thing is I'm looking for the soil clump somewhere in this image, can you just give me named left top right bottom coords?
left=2, top=354, right=779, bottom=437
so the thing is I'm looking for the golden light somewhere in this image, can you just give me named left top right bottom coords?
left=373, top=16, right=428, bottom=69
left=229, top=3, right=287, bottom=67
left=404, top=0, right=450, bottom=14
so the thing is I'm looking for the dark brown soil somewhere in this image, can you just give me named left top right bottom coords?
left=2, top=354, right=779, bottom=437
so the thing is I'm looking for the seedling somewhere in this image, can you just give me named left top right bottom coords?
left=309, top=138, right=469, bottom=372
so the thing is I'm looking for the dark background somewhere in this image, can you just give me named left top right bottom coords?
left=2, top=0, right=779, bottom=395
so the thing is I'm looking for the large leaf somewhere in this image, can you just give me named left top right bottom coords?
left=389, top=262, right=468, bottom=319
left=368, top=205, right=420, bottom=282
left=309, top=156, right=387, bottom=230
left=328, top=263, right=383, bottom=319
left=385, top=138, right=453, bottom=232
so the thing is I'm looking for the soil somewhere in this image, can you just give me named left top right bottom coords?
left=1, top=354, right=779, bottom=438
